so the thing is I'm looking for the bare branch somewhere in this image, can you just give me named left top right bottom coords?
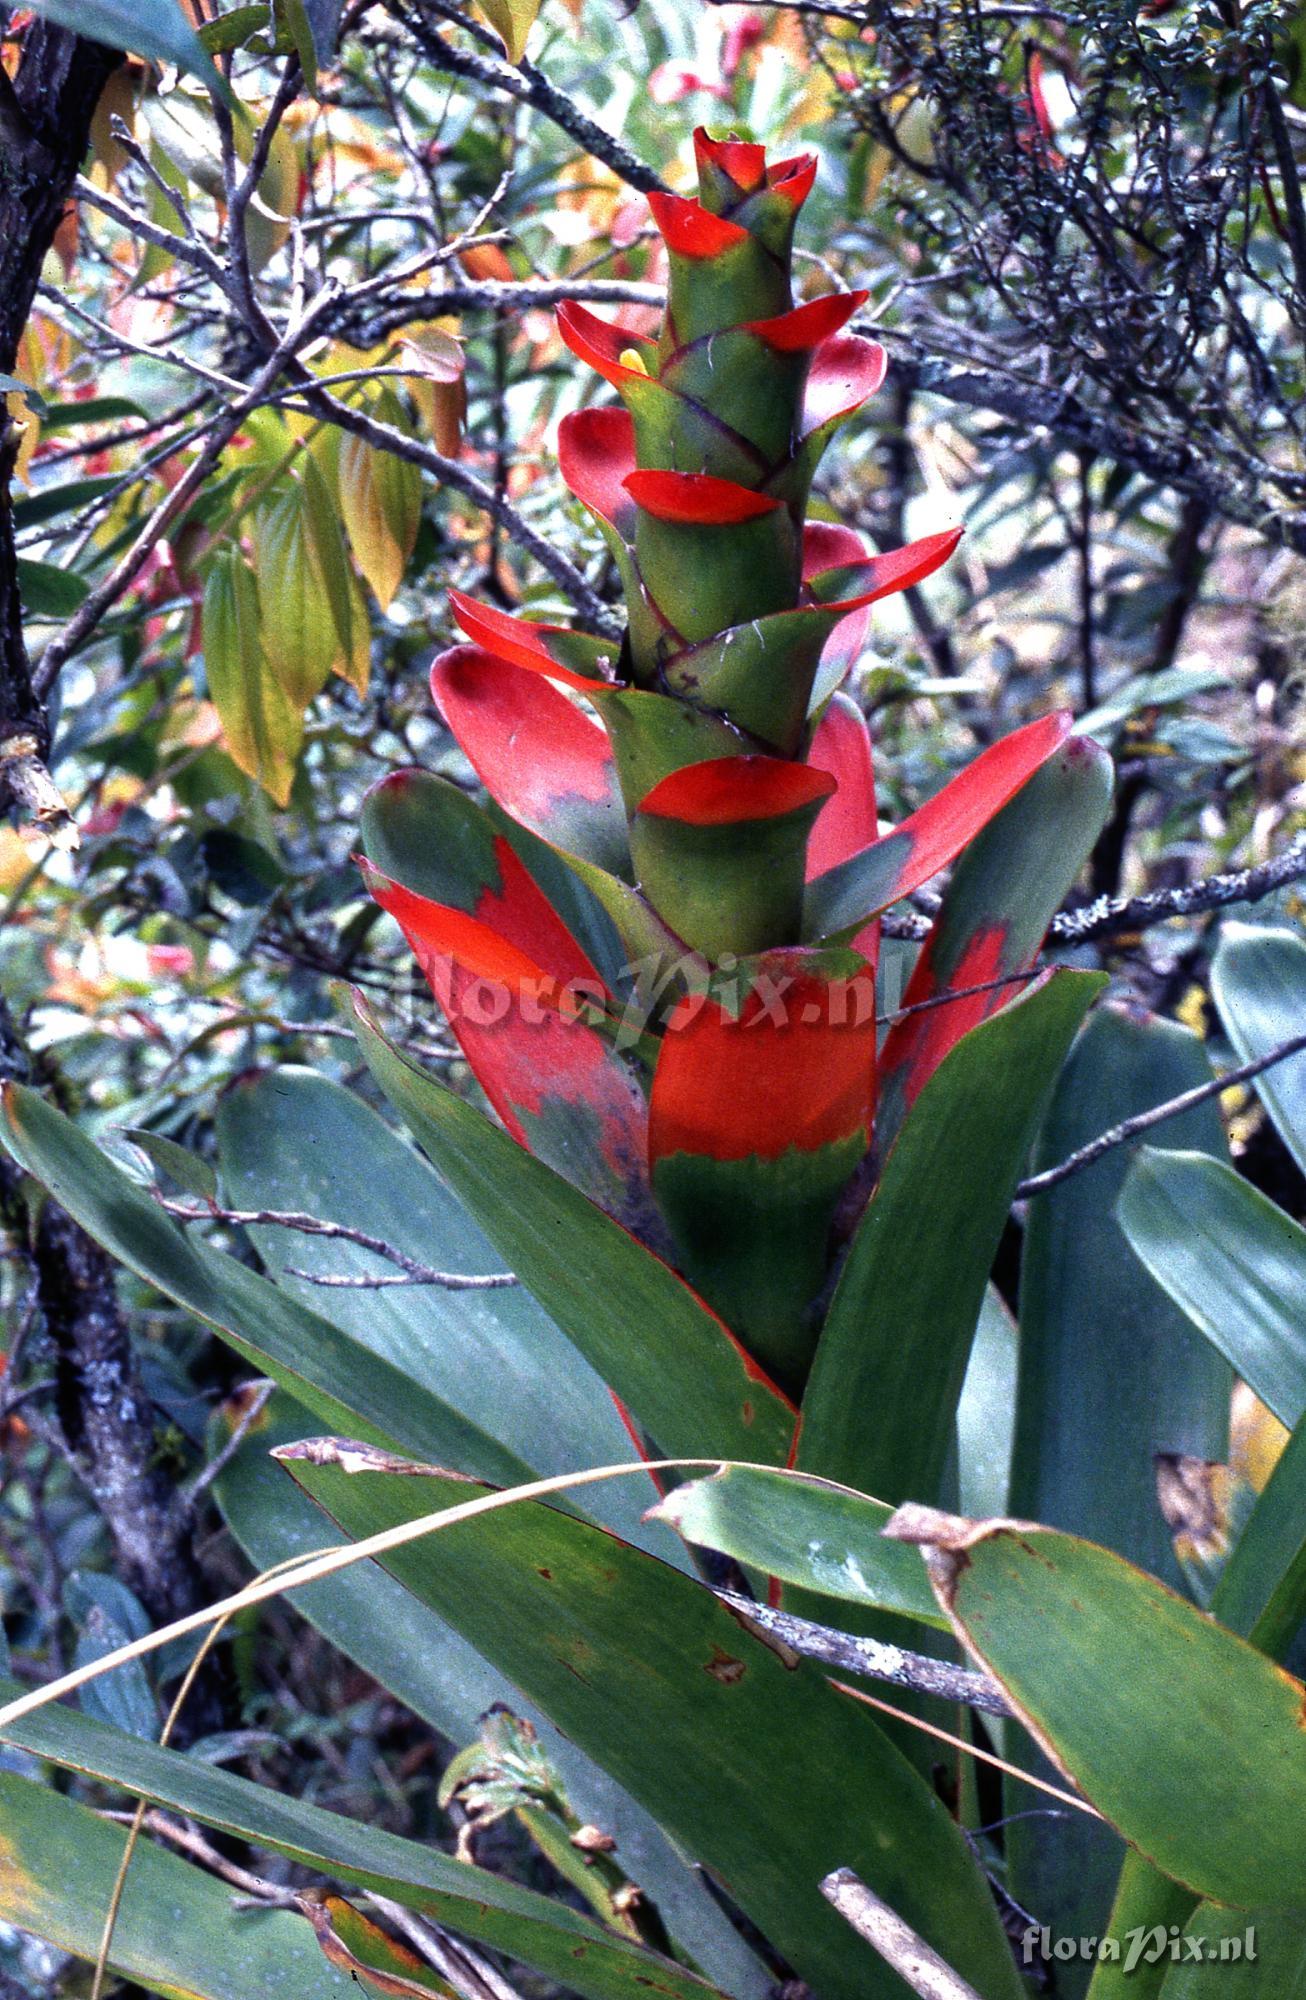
left=820, top=1870, right=984, bottom=2000
left=157, top=1195, right=517, bottom=1290
left=713, top=1591, right=1012, bottom=1716
left=1017, top=1026, right=1306, bottom=1199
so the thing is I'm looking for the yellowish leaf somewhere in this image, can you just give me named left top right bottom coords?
left=252, top=480, right=338, bottom=710
left=202, top=550, right=302, bottom=807
left=400, top=327, right=465, bottom=459
left=337, top=391, right=422, bottom=611
left=473, top=0, right=540, bottom=62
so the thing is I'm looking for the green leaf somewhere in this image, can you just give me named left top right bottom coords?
left=12, top=475, right=121, bottom=529
left=17, top=557, right=89, bottom=617
left=1211, top=921, right=1306, bottom=1176
left=352, top=996, right=797, bottom=1465
left=1011, top=1005, right=1234, bottom=1978
left=212, top=1395, right=773, bottom=2000
left=24, top=0, right=220, bottom=88
left=1157, top=1905, right=1301, bottom=1995
left=898, top=1512, right=1306, bottom=1912
left=64, top=1573, right=157, bottom=1741
left=253, top=477, right=340, bottom=708
left=282, top=1441, right=1026, bottom=2000
left=215, top=1066, right=661, bottom=1551
left=647, top=1465, right=947, bottom=1629
left=0, top=1771, right=353, bottom=2000
left=1118, top=1149, right=1306, bottom=1430
left=799, top=969, right=1105, bottom=1506
left=0, top=1678, right=732, bottom=2000
left=0, top=1083, right=534, bottom=1489
left=42, top=395, right=149, bottom=432
left=197, top=3, right=270, bottom=52
left=302, top=449, right=370, bottom=691
left=1084, top=1851, right=1197, bottom=2000
left=273, top=0, right=318, bottom=90
left=1211, top=1409, right=1306, bottom=1658
left=202, top=548, right=302, bottom=807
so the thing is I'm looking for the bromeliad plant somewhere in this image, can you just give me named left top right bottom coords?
left=19, top=126, right=1306, bottom=2000
left=357, top=128, right=1112, bottom=1404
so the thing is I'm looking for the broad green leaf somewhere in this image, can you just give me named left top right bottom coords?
left=646, top=1464, right=947, bottom=1629
left=474, top=0, right=540, bottom=61
left=0, top=1677, right=732, bottom=2000
left=1211, top=921, right=1306, bottom=1175
left=799, top=968, right=1105, bottom=1505
left=24, top=0, right=219, bottom=86
left=202, top=548, right=302, bottom=806
left=12, top=474, right=121, bottom=529
left=213, top=1397, right=773, bottom=2000
left=958, top=1286, right=1018, bottom=1519
left=216, top=1066, right=666, bottom=1552
left=1011, top=1005, right=1233, bottom=1980
left=874, top=735, right=1114, bottom=1148
left=338, top=392, right=422, bottom=610
left=17, top=557, right=88, bottom=617
left=284, top=1442, right=1026, bottom=2000
left=273, top=0, right=318, bottom=91
left=900, top=1512, right=1306, bottom=1911
left=352, top=996, right=797, bottom=1465
left=1085, top=1851, right=1197, bottom=2000
left=1159, top=1905, right=1303, bottom=1995
left=0, top=1770, right=351, bottom=2000
left=0, top=1083, right=533, bottom=1489
left=1118, top=1149, right=1306, bottom=1430
left=302, top=449, right=370, bottom=691
left=1211, top=1409, right=1306, bottom=1658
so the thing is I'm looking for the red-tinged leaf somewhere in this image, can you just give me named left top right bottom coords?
left=805, top=693, right=877, bottom=880
left=353, top=995, right=801, bottom=1466
left=743, top=290, right=868, bottom=351
left=649, top=947, right=877, bottom=1394
left=431, top=645, right=626, bottom=873
left=447, top=590, right=618, bottom=692
left=557, top=407, right=638, bottom=539
left=800, top=333, right=888, bottom=439
left=361, top=796, right=657, bottom=1239
left=639, top=755, right=833, bottom=825
left=694, top=128, right=768, bottom=193
left=362, top=862, right=595, bottom=1013
left=556, top=301, right=656, bottom=390
left=624, top=469, right=782, bottom=525
left=875, top=734, right=1114, bottom=1141
left=804, top=710, right=1075, bottom=941
left=803, top=524, right=875, bottom=691
left=632, top=761, right=837, bottom=970
left=650, top=951, right=875, bottom=1165
left=766, top=151, right=818, bottom=209
left=808, top=526, right=963, bottom=613
left=802, top=523, right=871, bottom=578
left=647, top=190, right=750, bottom=259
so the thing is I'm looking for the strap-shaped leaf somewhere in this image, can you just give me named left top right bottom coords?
left=1211, top=921, right=1306, bottom=1177
left=0, top=1679, right=733, bottom=2000
left=352, top=995, right=797, bottom=1463
left=892, top=1509, right=1306, bottom=1911
left=0, top=1082, right=530, bottom=1486
left=282, top=1442, right=1026, bottom=2000
left=800, top=968, right=1106, bottom=1505
left=649, top=947, right=877, bottom=1395
left=803, top=712, right=1080, bottom=943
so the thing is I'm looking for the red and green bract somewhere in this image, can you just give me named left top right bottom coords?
left=362, top=129, right=1108, bottom=1399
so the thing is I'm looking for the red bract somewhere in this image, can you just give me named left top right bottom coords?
left=362, top=127, right=1112, bottom=1398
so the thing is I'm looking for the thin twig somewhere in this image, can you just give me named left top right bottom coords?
left=1017, top=1026, right=1306, bottom=1198
left=180, top=1379, right=276, bottom=1511
left=820, top=1869, right=984, bottom=2000
left=156, top=1195, right=517, bottom=1290
left=714, top=1591, right=1012, bottom=1716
